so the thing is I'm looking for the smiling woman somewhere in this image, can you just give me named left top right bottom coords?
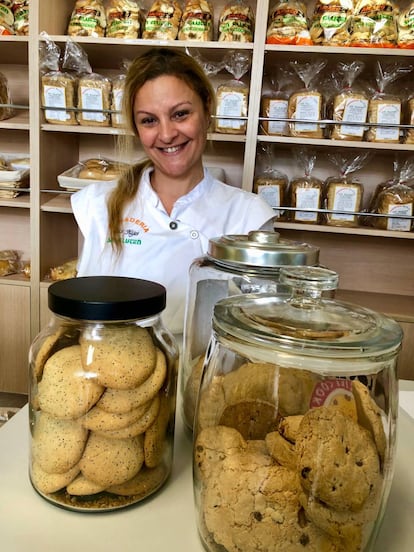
left=70, top=47, right=275, bottom=334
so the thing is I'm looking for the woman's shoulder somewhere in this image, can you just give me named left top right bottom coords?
left=71, top=181, right=116, bottom=210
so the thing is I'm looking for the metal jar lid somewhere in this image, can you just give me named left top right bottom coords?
left=48, top=276, right=166, bottom=321
left=207, top=231, right=319, bottom=268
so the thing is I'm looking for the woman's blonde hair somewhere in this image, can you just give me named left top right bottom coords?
left=107, top=48, right=216, bottom=252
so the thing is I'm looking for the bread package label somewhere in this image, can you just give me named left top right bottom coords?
left=41, top=74, right=77, bottom=125
left=367, top=98, right=401, bottom=143
left=290, top=179, right=323, bottom=223
left=384, top=202, right=413, bottom=231
left=77, top=75, right=111, bottom=127
left=261, top=96, right=288, bottom=135
left=325, top=181, right=363, bottom=226
left=289, top=91, right=323, bottom=138
left=253, top=176, right=287, bottom=214
left=331, top=93, right=368, bottom=140
left=142, top=0, right=182, bottom=40
left=178, top=0, right=213, bottom=40
left=215, top=82, right=249, bottom=134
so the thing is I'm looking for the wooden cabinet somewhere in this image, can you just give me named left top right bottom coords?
left=0, top=0, right=413, bottom=392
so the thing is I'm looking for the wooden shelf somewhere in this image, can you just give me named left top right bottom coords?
left=336, top=290, right=414, bottom=323
left=275, top=221, right=414, bottom=240
left=258, top=135, right=414, bottom=152
left=0, top=194, right=30, bottom=209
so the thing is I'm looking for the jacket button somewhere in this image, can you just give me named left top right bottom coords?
left=190, top=230, right=199, bottom=239
left=169, top=221, right=178, bottom=230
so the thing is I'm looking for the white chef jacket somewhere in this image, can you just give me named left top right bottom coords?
left=71, top=167, right=275, bottom=334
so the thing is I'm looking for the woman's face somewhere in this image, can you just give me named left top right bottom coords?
left=133, top=75, right=210, bottom=183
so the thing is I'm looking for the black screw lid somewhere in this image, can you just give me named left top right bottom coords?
left=48, top=276, right=166, bottom=321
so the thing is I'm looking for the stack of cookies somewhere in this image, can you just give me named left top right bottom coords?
left=194, top=362, right=387, bottom=551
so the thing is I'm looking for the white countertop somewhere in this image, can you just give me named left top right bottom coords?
left=0, top=380, right=413, bottom=552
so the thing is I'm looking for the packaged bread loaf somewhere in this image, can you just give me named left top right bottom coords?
left=260, top=94, right=289, bottom=135
left=12, top=0, right=29, bottom=35
left=77, top=158, right=128, bottom=180
left=254, top=174, right=288, bottom=219
left=397, top=2, right=414, bottom=49
left=105, top=0, right=142, bottom=38
left=330, top=61, right=368, bottom=141
left=142, top=0, right=182, bottom=40
left=41, top=72, right=78, bottom=125
left=218, top=0, right=254, bottom=42
left=288, top=59, right=327, bottom=139
left=67, top=0, right=107, bottom=37
left=76, top=73, right=111, bottom=127
left=0, top=70, right=15, bottom=121
left=310, top=0, right=353, bottom=46
left=266, top=0, right=312, bottom=45
left=404, top=96, right=414, bottom=144
left=370, top=183, right=414, bottom=231
left=111, top=73, right=126, bottom=128
left=350, top=0, right=398, bottom=47
left=289, top=148, right=323, bottom=224
left=178, top=0, right=213, bottom=41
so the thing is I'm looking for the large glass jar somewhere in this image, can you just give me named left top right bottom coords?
left=29, top=276, right=179, bottom=512
left=193, top=267, right=402, bottom=552
left=182, top=231, right=319, bottom=432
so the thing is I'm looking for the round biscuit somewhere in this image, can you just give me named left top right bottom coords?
left=81, top=401, right=152, bottom=432
left=66, top=474, right=106, bottom=496
left=144, top=393, right=172, bottom=468
left=107, top=464, right=167, bottom=497
left=31, top=461, right=80, bottom=495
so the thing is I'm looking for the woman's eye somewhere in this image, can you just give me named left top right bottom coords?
left=173, top=110, right=190, bottom=121
left=138, top=116, right=156, bottom=126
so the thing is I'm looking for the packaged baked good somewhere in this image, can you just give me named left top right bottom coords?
left=330, top=60, right=368, bottom=141
left=260, top=64, right=295, bottom=136
left=288, top=59, right=327, bottom=139
left=218, top=0, right=254, bottom=42
left=370, top=183, right=414, bottom=231
left=397, top=1, right=414, bottom=49
left=323, top=151, right=371, bottom=227
left=253, top=144, right=288, bottom=217
left=111, top=72, right=126, bottom=128
left=0, top=249, right=21, bottom=276
left=67, top=0, right=106, bottom=37
left=215, top=51, right=251, bottom=135
left=350, top=0, right=398, bottom=48
left=77, top=157, right=128, bottom=180
left=178, top=0, right=213, bottom=41
left=0, top=70, right=15, bottom=121
left=105, top=0, right=142, bottom=39
left=12, top=0, right=29, bottom=35
left=0, top=2, right=14, bottom=35
left=404, top=95, right=414, bottom=144
left=266, top=0, right=312, bottom=45
left=365, top=61, right=411, bottom=143
left=142, top=0, right=182, bottom=40
left=77, top=73, right=111, bottom=127
left=289, top=148, right=323, bottom=224
left=41, top=72, right=78, bottom=126
left=310, top=0, right=353, bottom=46
left=49, top=259, right=78, bottom=281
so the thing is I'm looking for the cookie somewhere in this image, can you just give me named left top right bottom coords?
left=202, top=456, right=344, bottom=552
left=219, top=399, right=278, bottom=440
left=144, top=393, right=172, bottom=468
left=32, top=411, right=88, bottom=474
left=107, top=464, right=167, bottom=497
left=310, top=378, right=358, bottom=421
left=94, top=395, right=160, bottom=439
left=38, top=345, right=104, bottom=419
left=196, top=375, right=226, bottom=430
left=97, top=348, right=167, bottom=414
left=66, top=474, right=106, bottom=496
left=296, top=406, right=381, bottom=512
left=79, top=433, right=144, bottom=487
left=31, top=461, right=80, bottom=495
left=352, top=379, right=387, bottom=464
left=79, top=325, right=156, bottom=390
left=265, top=430, right=297, bottom=470
left=278, top=415, right=304, bottom=443
left=183, top=354, right=205, bottom=429
left=31, top=326, right=65, bottom=379
left=194, top=425, right=247, bottom=480
left=278, top=367, right=318, bottom=416
left=81, top=401, right=152, bottom=432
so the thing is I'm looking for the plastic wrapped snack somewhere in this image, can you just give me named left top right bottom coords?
left=253, top=143, right=288, bottom=218
left=0, top=249, right=21, bottom=277
left=218, top=0, right=254, bottom=42
left=49, top=259, right=78, bottom=281
left=67, top=0, right=107, bottom=37
left=350, top=0, right=398, bottom=48
left=310, top=0, right=353, bottom=46
left=105, top=0, right=142, bottom=39
left=266, top=0, right=312, bottom=45
left=0, top=2, right=14, bottom=35
left=0, top=71, right=15, bottom=121
left=397, top=2, right=414, bottom=49
left=289, top=148, right=324, bottom=224
left=77, top=73, right=112, bottom=127
left=178, top=0, right=213, bottom=41
left=142, top=0, right=182, bottom=40
left=12, top=0, right=29, bottom=35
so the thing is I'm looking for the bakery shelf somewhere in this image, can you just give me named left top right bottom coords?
left=0, top=275, right=30, bottom=287
left=0, top=195, right=30, bottom=209
left=335, top=290, right=414, bottom=323
left=275, top=221, right=414, bottom=240
left=257, top=135, right=414, bottom=152
left=0, top=112, right=30, bottom=130
left=264, top=44, right=414, bottom=58
left=40, top=192, right=73, bottom=214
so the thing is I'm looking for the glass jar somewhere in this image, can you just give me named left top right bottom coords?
left=182, top=231, right=319, bottom=432
left=29, top=276, right=179, bottom=512
left=193, top=267, right=402, bottom=552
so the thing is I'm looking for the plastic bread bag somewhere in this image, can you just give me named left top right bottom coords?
left=329, top=60, right=368, bottom=141
left=350, top=0, right=398, bottom=48
left=288, top=58, right=327, bottom=139
left=324, top=151, right=372, bottom=227
left=366, top=61, right=412, bottom=143
left=367, top=156, right=414, bottom=231
left=310, top=0, right=353, bottom=46
left=404, top=90, right=414, bottom=144
left=111, top=60, right=131, bottom=128
left=289, top=147, right=324, bottom=224
left=253, top=143, right=288, bottom=217
left=12, top=0, right=29, bottom=36
left=178, top=0, right=214, bottom=41
left=397, top=1, right=414, bottom=49
left=266, top=0, right=312, bottom=45
left=260, top=63, right=297, bottom=136
left=67, top=0, right=107, bottom=37
left=0, top=70, right=15, bottom=121
left=218, top=0, right=254, bottom=42
left=142, top=0, right=182, bottom=40
left=214, top=50, right=251, bottom=135
left=0, top=249, right=21, bottom=276
left=105, top=0, right=143, bottom=39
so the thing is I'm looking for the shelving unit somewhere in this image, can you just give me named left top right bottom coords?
left=0, top=0, right=413, bottom=393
